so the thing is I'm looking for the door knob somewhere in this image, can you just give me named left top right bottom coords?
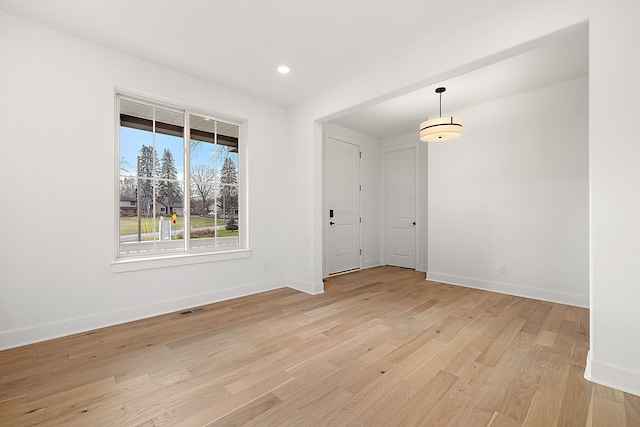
left=412, top=221, right=416, bottom=225
left=330, top=221, right=335, bottom=225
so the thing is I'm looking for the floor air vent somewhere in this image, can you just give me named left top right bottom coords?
left=178, top=307, right=205, bottom=317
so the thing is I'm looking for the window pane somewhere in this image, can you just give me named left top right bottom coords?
left=218, top=186, right=239, bottom=247
left=156, top=172, right=183, bottom=218
left=190, top=114, right=216, bottom=170
left=155, top=108, right=184, bottom=138
left=217, top=121, right=239, bottom=184
left=156, top=199, right=185, bottom=252
left=157, top=135, right=184, bottom=182
left=188, top=217, right=218, bottom=249
left=217, top=121, right=239, bottom=155
left=119, top=99, right=154, bottom=178
left=189, top=180, right=216, bottom=250
left=157, top=179, right=185, bottom=240
left=189, top=180, right=215, bottom=217
left=119, top=179, right=185, bottom=255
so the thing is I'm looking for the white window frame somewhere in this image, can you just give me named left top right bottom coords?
left=112, top=92, right=250, bottom=273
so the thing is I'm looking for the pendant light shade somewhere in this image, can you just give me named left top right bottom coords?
left=419, top=87, right=462, bottom=142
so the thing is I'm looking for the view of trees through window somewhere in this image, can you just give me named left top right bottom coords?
left=118, top=97, right=240, bottom=257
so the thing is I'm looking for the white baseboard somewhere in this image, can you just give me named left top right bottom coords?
left=363, top=259, right=382, bottom=269
left=426, top=272, right=589, bottom=308
left=0, top=279, right=286, bottom=351
left=287, top=278, right=324, bottom=295
left=585, top=351, right=640, bottom=397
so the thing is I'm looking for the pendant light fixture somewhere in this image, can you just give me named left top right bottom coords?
left=419, top=87, right=462, bottom=142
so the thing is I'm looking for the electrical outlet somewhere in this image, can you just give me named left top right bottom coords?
left=499, top=264, right=507, bottom=273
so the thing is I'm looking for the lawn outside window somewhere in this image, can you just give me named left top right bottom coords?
left=113, top=94, right=248, bottom=271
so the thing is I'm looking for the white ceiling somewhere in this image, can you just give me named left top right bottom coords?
left=0, top=0, right=587, bottom=139
left=331, top=26, right=588, bottom=139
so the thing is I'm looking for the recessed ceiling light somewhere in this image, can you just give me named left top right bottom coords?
left=277, top=65, right=290, bottom=74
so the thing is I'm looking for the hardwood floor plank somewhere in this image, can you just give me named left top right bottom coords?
left=356, top=341, right=398, bottom=365
left=449, top=407, right=495, bottom=427
left=557, top=364, right=593, bottom=426
left=244, top=386, right=353, bottom=427
left=475, top=317, right=528, bottom=367
left=591, top=392, right=627, bottom=427
left=444, top=346, right=483, bottom=377
left=322, top=369, right=406, bottom=425
left=169, top=372, right=295, bottom=426
left=419, top=370, right=488, bottom=426
left=522, top=389, right=563, bottom=427
left=496, top=370, right=540, bottom=423
left=376, top=369, right=459, bottom=426
left=520, top=301, right=553, bottom=336
left=541, top=303, right=569, bottom=332
left=534, top=329, right=557, bottom=347
left=225, top=361, right=293, bottom=395
left=624, top=393, right=640, bottom=427
left=487, top=411, right=522, bottom=427
left=206, top=392, right=282, bottom=426
left=269, top=361, right=341, bottom=401
left=349, top=379, right=416, bottom=426
left=462, top=381, right=507, bottom=421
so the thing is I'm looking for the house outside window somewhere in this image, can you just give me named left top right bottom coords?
left=117, top=95, right=242, bottom=259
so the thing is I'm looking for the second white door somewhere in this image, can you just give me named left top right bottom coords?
left=385, top=147, right=417, bottom=268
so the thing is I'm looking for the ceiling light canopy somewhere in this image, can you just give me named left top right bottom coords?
left=277, top=65, right=291, bottom=74
left=419, top=87, right=462, bottom=142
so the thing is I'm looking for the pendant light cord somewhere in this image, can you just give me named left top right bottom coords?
left=434, top=87, right=446, bottom=118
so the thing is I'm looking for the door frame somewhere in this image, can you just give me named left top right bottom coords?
left=381, top=142, right=421, bottom=270
left=322, top=131, right=363, bottom=278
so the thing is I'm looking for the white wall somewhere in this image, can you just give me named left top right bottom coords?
left=427, top=78, right=589, bottom=307
left=323, top=123, right=381, bottom=271
left=587, top=0, right=640, bottom=396
left=285, top=107, right=323, bottom=293
left=286, top=0, right=640, bottom=396
left=0, top=12, right=290, bottom=349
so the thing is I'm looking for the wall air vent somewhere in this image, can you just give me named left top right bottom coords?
left=178, top=307, right=205, bottom=317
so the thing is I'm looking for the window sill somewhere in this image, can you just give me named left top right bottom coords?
left=111, top=249, right=252, bottom=273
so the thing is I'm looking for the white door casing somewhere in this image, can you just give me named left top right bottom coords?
left=385, top=146, right=417, bottom=269
left=324, top=136, right=361, bottom=276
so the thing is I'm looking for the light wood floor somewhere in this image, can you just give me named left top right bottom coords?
left=1, top=266, right=638, bottom=426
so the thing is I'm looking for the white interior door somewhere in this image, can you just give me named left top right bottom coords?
left=324, top=136, right=361, bottom=276
left=385, top=147, right=417, bottom=268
